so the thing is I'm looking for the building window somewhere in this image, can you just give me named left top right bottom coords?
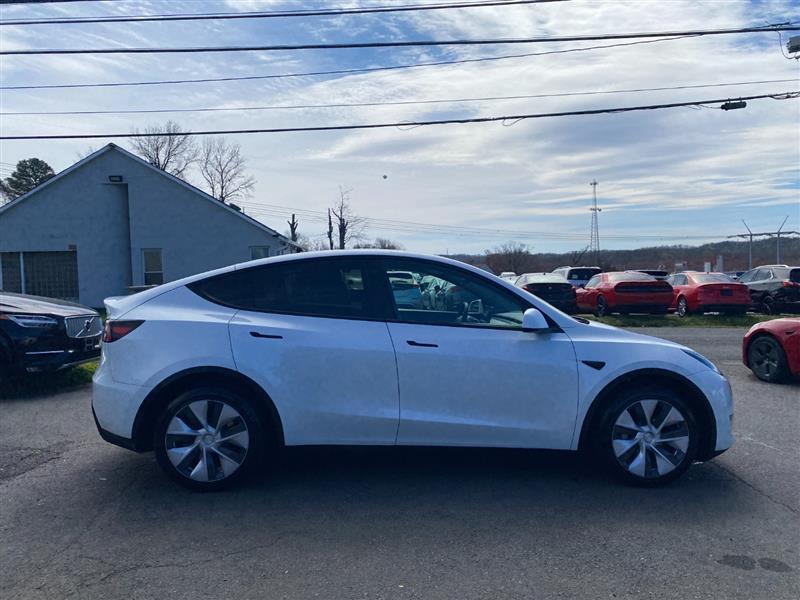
left=1, top=252, right=22, bottom=293
left=143, top=249, right=164, bottom=286
left=250, top=246, right=271, bottom=260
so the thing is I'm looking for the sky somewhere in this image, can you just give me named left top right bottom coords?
left=0, top=0, right=798, bottom=254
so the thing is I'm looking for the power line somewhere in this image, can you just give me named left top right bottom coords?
left=236, top=201, right=743, bottom=242
left=2, top=91, right=796, bottom=140
left=0, top=36, right=697, bottom=91
left=3, top=78, right=794, bottom=116
left=0, top=1, right=564, bottom=25
left=3, top=25, right=797, bottom=55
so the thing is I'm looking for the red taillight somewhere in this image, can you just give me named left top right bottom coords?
left=103, top=320, right=143, bottom=343
left=782, top=281, right=799, bottom=288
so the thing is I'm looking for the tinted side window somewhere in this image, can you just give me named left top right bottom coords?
left=190, top=259, right=377, bottom=319
left=738, top=270, right=755, bottom=283
left=381, top=260, right=529, bottom=329
left=585, top=275, right=601, bottom=289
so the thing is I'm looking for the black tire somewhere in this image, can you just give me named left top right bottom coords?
left=593, top=386, right=699, bottom=486
left=154, top=386, right=265, bottom=491
left=760, top=297, right=775, bottom=315
left=676, top=297, right=689, bottom=318
left=595, top=296, right=608, bottom=317
left=747, top=334, right=790, bottom=383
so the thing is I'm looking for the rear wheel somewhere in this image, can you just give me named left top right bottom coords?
left=595, top=386, right=699, bottom=486
left=760, top=297, right=776, bottom=314
left=676, top=297, right=689, bottom=318
left=595, top=296, right=608, bottom=317
left=747, top=335, right=789, bottom=383
left=154, top=387, right=265, bottom=491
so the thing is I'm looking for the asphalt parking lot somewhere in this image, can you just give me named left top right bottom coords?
left=0, top=327, right=797, bottom=600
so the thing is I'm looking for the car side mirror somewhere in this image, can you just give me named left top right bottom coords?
left=522, top=308, right=549, bottom=332
left=467, top=299, right=484, bottom=315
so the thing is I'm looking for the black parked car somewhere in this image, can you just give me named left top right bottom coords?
left=0, top=292, right=102, bottom=378
left=515, top=273, right=578, bottom=313
left=737, top=265, right=800, bottom=313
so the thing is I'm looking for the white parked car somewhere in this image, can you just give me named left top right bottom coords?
left=93, top=251, right=733, bottom=490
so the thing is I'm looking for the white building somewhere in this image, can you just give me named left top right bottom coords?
left=0, top=144, right=298, bottom=307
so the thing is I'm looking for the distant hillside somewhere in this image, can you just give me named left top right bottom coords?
left=449, top=238, right=800, bottom=274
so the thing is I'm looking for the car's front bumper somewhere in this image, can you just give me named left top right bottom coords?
left=691, top=368, right=735, bottom=455
left=19, top=335, right=101, bottom=372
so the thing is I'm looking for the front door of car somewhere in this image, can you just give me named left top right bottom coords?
left=222, top=258, right=400, bottom=446
left=379, top=259, right=579, bottom=449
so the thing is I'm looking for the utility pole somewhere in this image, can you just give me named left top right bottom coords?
left=588, top=180, right=601, bottom=264
left=742, top=220, right=753, bottom=270
left=287, top=213, right=299, bottom=242
left=776, top=215, right=788, bottom=264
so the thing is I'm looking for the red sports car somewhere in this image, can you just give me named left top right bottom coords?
left=667, top=271, right=750, bottom=317
left=743, top=318, right=800, bottom=383
left=575, top=272, right=673, bottom=316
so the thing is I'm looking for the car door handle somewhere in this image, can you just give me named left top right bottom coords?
left=250, top=331, right=283, bottom=339
left=406, top=340, right=438, bottom=348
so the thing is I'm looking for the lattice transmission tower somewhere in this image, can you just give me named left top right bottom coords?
left=589, top=180, right=601, bottom=263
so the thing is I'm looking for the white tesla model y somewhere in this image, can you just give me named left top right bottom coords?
left=93, top=251, right=733, bottom=490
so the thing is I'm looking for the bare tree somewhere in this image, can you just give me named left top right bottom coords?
left=129, top=121, right=198, bottom=179
left=199, top=137, right=256, bottom=203
left=287, top=214, right=299, bottom=242
left=354, top=237, right=404, bottom=250
left=330, top=187, right=367, bottom=249
left=485, top=241, right=536, bottom=275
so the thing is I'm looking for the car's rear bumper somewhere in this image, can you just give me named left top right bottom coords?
left=92, top=359, right=152, bottom=445
left=692, top=303, right=748, bottom=313
left=91, top=405, right=140, bottom=451
left=610, top=303, right=671, bottom=313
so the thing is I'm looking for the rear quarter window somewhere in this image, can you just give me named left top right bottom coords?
left=189, top=260, right=378, bottom=319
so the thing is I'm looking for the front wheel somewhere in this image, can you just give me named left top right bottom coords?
left=595, top=387, right=698, bottom=486
left=154, top=387, right=265, bottom=491
left=747, top=335, right=789, bottom=383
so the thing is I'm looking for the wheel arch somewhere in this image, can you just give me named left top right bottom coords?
left=577, top=368, right=718, bottom=460
left=131, top=366, right=284, bottom=452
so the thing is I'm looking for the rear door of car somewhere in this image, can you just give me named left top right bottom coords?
left=199, top=257, right=400, bottom=446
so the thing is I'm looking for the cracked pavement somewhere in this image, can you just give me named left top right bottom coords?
left=0, top=327, right=797, bottom=599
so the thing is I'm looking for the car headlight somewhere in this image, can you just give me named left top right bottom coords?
left=2, top=314, right=59, bottom=328
left=682, top=348, right=721, bottom=374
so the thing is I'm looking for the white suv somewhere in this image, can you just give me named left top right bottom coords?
left=93, top=251, right=733, bottom=490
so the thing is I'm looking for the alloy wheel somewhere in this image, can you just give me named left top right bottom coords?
left=611, top=399, right=690, bottom=479
left=677, top=297, right=688, bottom=317
left=596, top=297, right=608, bottom=317
left=750, top=338, right=781, bottom=380
left=164, top=400, right=250, bottom=482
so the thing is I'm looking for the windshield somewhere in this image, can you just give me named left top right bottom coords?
left=607, top=272, right=655, bottom=282
left=692, top=273, right=733, bottom=283
left=567, top=268, right=600, bottom=280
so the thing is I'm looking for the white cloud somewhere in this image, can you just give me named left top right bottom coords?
left=0, top=0, right=798, bottom=253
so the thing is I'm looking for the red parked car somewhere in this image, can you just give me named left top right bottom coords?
left=576, top=272, right=673, bottom=316
left=666, top=271, right=750, bottom=317
left=742, top=318, right=800, bottom=383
